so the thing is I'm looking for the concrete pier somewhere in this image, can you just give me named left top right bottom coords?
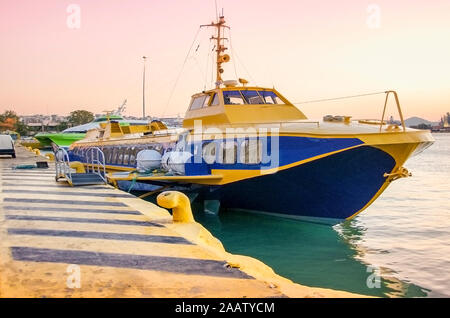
left=0, top=146, right=362, bottom=298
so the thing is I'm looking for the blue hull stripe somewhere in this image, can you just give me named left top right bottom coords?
left=69, top=136, right=363, bottom=171
left=210, top=136, right=363, bottom=170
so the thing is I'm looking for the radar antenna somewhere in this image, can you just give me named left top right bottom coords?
left=114, top=99, right=127, bottom=115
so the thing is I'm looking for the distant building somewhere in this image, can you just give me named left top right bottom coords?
left=19, top=114, right=69, bottom=134
left=444, top=114, right=450, bottom=128
left=432, top=112, right=450, bottom=132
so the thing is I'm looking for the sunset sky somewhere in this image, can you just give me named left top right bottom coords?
left=0, top=0, right=449, bottom=121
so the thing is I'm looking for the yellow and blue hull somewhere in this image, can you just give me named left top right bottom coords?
left=69, top=130, right=433, bottom=224
left=203, top=145, right=394, bottom=223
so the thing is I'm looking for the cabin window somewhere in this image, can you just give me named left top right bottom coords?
left=210, top=93, right=220, bottom=106
left=129, top=147, right=137, bottom=166
left=117, top=148, right=126, bottom=165
left=239, top=139, right=262, bottom=164
left=123, top=147, right=130, bottom=165
left=189, top=95, right=210, bottom=110
left=111, top=148, right=119, bottom=164
left=218, top=141, right=237, bottom=164
left=223, top=90, right=246, bottom=105
left=107, top=148, right=113, bottom=164
left=102, top=148, right=109, bottom=163
left=259, top=91, right=284, bottom=104
left=241, top=90, right=265, bottom=105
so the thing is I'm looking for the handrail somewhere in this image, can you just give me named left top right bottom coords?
left=55, top=148, right=72, bottom=184
left=85, top=147, right=107, bottom=183
left=293, top=90, right=407, bottom=132
left=380, top=90, right=406, bottom=132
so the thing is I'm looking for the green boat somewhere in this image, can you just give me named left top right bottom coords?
left=35, top=115, right=148, bottom=148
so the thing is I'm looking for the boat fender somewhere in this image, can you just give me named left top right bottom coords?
left=162, top=151, right=192, bottom=175
left=136, top=150, right=162, bottom=173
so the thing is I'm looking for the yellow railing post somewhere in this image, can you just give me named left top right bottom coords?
left=380, top=92, right=390, bottom=132
left=381, top=91, right=406, bottom=132
left=390, top=90, right=406, bottom=132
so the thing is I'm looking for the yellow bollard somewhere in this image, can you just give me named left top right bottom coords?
left=157, top=191, right=195, bottom=223
left=45, top=153, right=55, bottom=161
left=69, top=161, right=86, bottom=173
left=33, top=149, right=41, bottom=156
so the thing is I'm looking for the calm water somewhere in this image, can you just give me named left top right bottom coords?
left=187, top=133, right=450, bottom=297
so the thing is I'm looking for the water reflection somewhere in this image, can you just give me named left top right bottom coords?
left=139, top=191, right=428, bottom=297
left=191, top=202, right=428, bottom=297
left=336, top=220, right=429, bottom=297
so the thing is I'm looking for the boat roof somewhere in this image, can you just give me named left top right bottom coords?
left=93, top=115, right=123, bottom=122
left=63, top=118, right=148, bottom=133
left=182, top=86, right=307, bottom=128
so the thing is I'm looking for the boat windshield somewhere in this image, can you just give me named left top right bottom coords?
left=222, top=90, right=245, bottom=105
left=223, top=90, right=284, bottom=105
left=189, top=94, right=211, bottom=110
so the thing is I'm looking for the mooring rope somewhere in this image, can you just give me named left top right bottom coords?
left=292, top=91, right=387, bottom=105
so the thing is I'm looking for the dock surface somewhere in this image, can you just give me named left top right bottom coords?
left=0, top=147, right=361, bottom=298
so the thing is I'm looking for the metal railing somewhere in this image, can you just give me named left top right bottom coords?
left=349, top=91, right=407, bottom=132
left=380, top=90, right=406, bottom=132
left=85, top=147, right=107, bottom=183
left=293, top=90, right=407, bottom=132
left=55, top=148, right=72, bottom=184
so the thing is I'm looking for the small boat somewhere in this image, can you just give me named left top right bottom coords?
left=67, top=15, right=434, bottom=224
left=35, top=100, right=148, bottom=148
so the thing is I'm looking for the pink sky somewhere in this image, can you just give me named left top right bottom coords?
left=0, top=0, right=449, bottom=121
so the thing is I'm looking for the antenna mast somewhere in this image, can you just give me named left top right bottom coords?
left=115, top=99, right=127, bottom=115
left=201, top=13, right=230, bottom=88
